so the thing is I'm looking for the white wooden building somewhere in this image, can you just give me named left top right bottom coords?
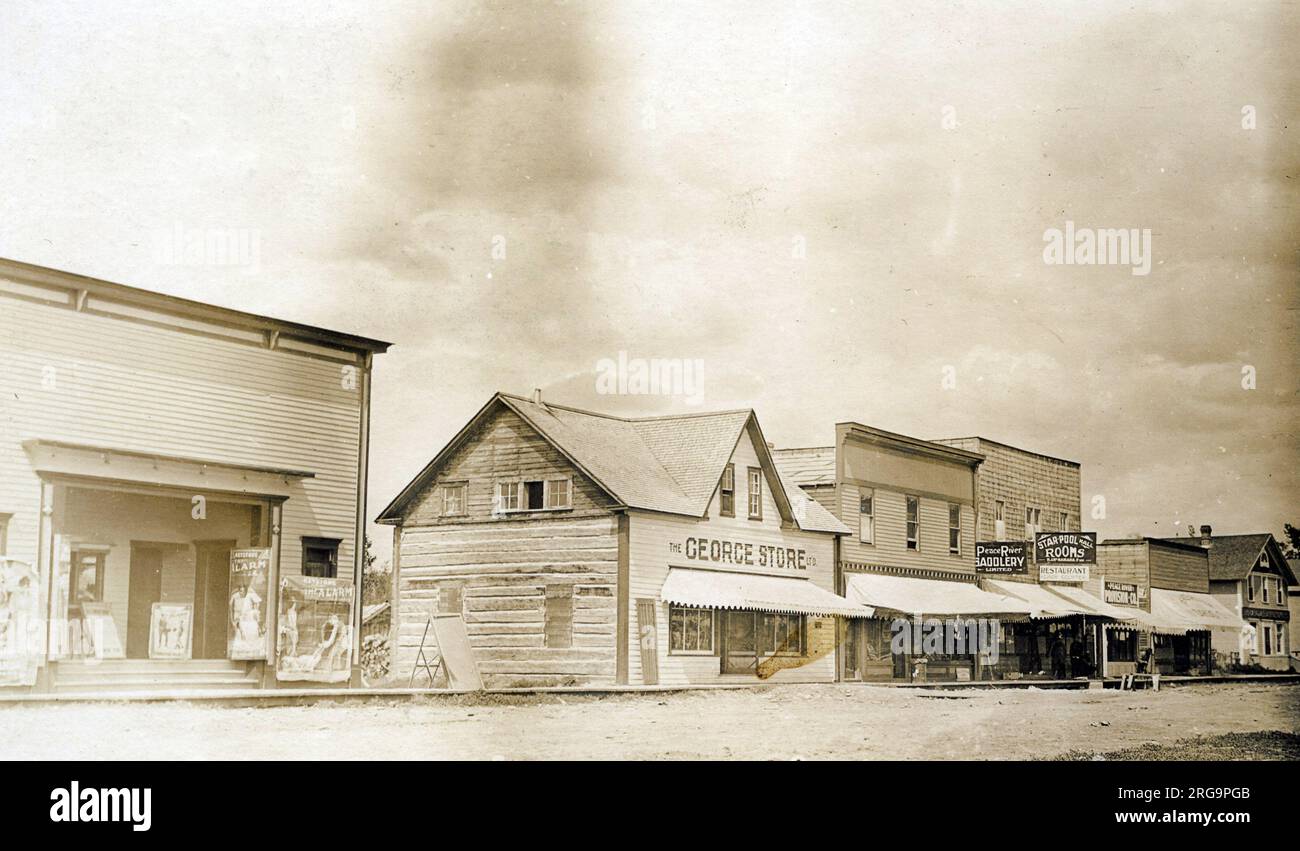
left=0, top=259, right=389, bottom=692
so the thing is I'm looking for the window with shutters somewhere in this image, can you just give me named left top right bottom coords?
left=719, top=464, right=735, bottom=517
left=544, top=585, right=573, bottom=648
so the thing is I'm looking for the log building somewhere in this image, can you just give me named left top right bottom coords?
left=377, top=391, right=863, bottom=688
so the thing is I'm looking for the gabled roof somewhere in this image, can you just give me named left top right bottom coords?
left=1159, top=533, right=1296, bottom=584
left=376, top=392, right=850, bottom=535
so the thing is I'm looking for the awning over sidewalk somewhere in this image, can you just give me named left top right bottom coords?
left=661, top=568, right=872, bottom=618
left=1045, top=585, right=1140, bottom=622
left=845, top=573, right=1034, bottom=618
left=981, top=578, right=1088, bottom=618
left=1150, top=589, right=1241, bottom=634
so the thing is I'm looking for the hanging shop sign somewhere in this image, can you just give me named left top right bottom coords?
left=149, top=602, right=194, bottom=660
left=670, top=537, right=813, bottom=571
left=1103, top=581, right=1139, bottom=607
left=228, top=548, right=271, bottom=660
left=1035, top=532, right=1096, bottom=564
left=276, top=575, right=354, bottom=683
left=975, top=541, right=1028, bottom=574
left=0, top=558, right=41, bottom=686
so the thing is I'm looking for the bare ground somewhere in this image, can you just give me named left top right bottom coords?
left=0, top=682, right=1296, bottom=760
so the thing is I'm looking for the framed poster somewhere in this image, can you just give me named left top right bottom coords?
left=276, top=575, right=354, bottom=683
left=148, top=602, right=193, bottom=660
left=227, top=548, right=270, bottom=660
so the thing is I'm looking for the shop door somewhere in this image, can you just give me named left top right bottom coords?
left=722, top=611, right=758, bottom=674
left=126, top=544, right=164, bottom=659
left=192, top=540, right=235, bottom=659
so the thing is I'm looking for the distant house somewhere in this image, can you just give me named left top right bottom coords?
left=1163, top=528, right=1295, bottom=671
left=377, top=391, right=859, bottom=689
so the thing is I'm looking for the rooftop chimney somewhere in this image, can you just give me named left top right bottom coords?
left=1199, top=524, right=1212, bottom=549
left=532, top=388, right=543, bottom=405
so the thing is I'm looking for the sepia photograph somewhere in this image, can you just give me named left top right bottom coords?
left=0, top=0, right=1297, bottom=832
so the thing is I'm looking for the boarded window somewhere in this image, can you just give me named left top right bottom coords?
left=544, top=585, right=573, bottom=648
left=440, top=583, right=463, bottom=615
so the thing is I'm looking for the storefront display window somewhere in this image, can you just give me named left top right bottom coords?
left=669, top=605, right=714, bottom=653
left=761, top=612, right=803, bottom=655
left=1108, top=628, right=1137, bottom=662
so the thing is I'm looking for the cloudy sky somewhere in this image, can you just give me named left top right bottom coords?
left=2, top=0, right=1296, bottom=562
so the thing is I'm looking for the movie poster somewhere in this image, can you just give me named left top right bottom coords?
left=148, top=602, right=193, bottom=659
left=276, top=575, right=354, bottom=683
left=227, top=548, right=270, bottom=660
left=0, top=558, right=40, bottom=686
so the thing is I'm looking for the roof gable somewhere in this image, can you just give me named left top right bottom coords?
left=378, top=392, right=849, bottom=534
left=1160, top=533, right=1295, bottom=584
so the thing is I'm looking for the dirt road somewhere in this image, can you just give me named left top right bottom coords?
left=1, top=682, right=1295, bottom=760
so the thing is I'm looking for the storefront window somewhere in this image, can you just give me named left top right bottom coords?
left=669, top=606, right=714, bottom=653
left=761, top=612, right=803, bottom=655
left=1108, top=628, right=1137, bottom=662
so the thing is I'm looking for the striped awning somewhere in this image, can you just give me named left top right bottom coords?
left=845, top=573, right=1035, bottom=618
left=661, top=568, right=872, bottom=618
left=1047, top=585, right=1141, bottom=622
left=981, top=579, right=1090, bottom=618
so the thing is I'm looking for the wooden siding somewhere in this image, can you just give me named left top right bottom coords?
left=1149, top=542, right=1210, bottom=594
left=626, top=429, right=840, bottom=686
left=402, top=406, right=617, bottom=526
left=1092, top=541, right=1152, bottom=611
left=838, top=484, right=976, bottom=575
left=0, top=290, right=366, bottom=585
left=394, top=516, right=619, bottom=688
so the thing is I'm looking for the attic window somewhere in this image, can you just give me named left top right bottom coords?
left=495, top=479, right=572, bottom=515
left=720, top=464, right=735, bottom=517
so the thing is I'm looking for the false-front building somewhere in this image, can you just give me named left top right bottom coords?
left=0, top=259, right=389, bottom=693
left=378, top=392, right=861, bottom=689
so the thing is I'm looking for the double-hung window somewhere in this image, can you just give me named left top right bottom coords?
left=747, top=468, right=763, bottom=520
left=948, top=504, right=961, bottom=554
left=719, top=464, right=735, bottom=517
left=906, top=496, right=919, bottom=550
left=858, top=490, right=874, bottom=544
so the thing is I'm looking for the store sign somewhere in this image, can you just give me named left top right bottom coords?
left=671, top=537, right=812, bottom=571
left=1104, top=581, right=1139, bottom=607
left=276, top=575, right=354, bottom=683
left=228, top=548, right=271, bottom=660
left=1039, top=564, right=1091, bottom=582
left=1035, top=532, right=1096, bottom=564
left=1242, top=606, right=1289, bottom=622
left=975, top=542, right=1028, bottom=574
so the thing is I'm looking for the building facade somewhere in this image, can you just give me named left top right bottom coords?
left=379, top=392, right=861, bottom=689
left=1172, top=530, right=1294, bottom=671
left=777, top=423, right=1026, bottom=683
left=0, top=259, right=388, bottom=692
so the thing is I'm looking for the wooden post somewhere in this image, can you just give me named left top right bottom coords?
left=261, top=501, right=283, bottom=689
left=35, top=481, right=56, bottom=691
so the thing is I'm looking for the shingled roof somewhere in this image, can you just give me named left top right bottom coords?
left=1159, top=533, right=1295, bottom=584
left=378, top=392, right=849, bottom=535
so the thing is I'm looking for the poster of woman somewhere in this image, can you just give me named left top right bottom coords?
left=227, top=548, right=270, bottom=660
left=275, top=575, right=354, bottom=683
left=0, top=558, right=40, bottom=686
